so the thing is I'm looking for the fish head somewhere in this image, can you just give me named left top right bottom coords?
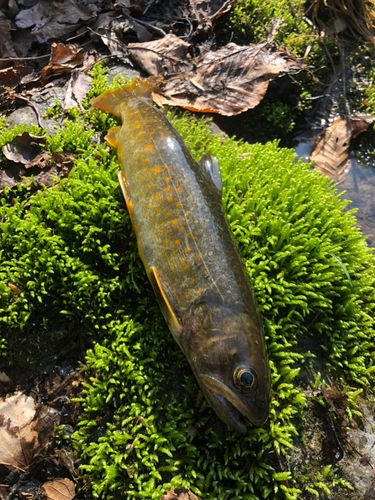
left=184, top=301, right=271, bottom=433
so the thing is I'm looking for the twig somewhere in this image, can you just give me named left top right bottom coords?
left=14, top=94, right=43, bottom=128
left=0, top=54, right=50, bottom=62
left=126, top=14, right=167, bottom=37
left=210, top=0, right=234, bottom=20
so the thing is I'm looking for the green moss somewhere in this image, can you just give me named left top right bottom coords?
left=1, top=66, right=375, bottom=498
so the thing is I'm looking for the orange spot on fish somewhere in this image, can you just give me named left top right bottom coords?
left=165, top=177, right=170, bottom=182
left=184, top=264, right=189, bottom=270
left=139, top=130, right=143, bottom=134
left=136, top=125, right=141, bottom=129
left=196, top=254, right=201, bottom=259
left=184, top=247, right=191, bottom=253
left=197, top=288, right=204, bottom=293
left=156, top=207, right=162, bottom=213
left=186, top=232, right=192, bottom=237
left=166, top=211, right=171, bottom=217
left=145, top=145, right=153, bottom=151
left=165, top=186, right=171, bottom=191
left=137, top=139, right=142, bottom=143
left=175, top=240, right=180, bottom=245
left=154, top=194, right=160, bottom=200
left=170, top=262, right=174, bottom=266
left=176, top=187, right=181, bottom=192
left=173, top=250, right=177, bottom=254
left=171, top=220, right=177, bottom=227
left=191, top=278, right=196, bottom=283
left=176, top=202, right=181, bottom=207
left=165, top=239, right=169, bottom=244
left=178, top=226, right=184, bottom=232
left=140, top=175, right=144, bottom=179
left=154, top=166, right=161, bottom=173
left=144, top=158, right=149, bottom=163
left=167, top=196, right=173, bottom=202
left=149, top=183, right=153, bottom=188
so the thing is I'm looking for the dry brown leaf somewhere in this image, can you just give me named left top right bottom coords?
left=15, top=0, right=54, bottom=29
left=0, top=66, right=35, bottom=90
left=0, top=18, right=17, bottom=62
left=7, top=283, right=21, bottom=294
left=128, top=34, right=192, bottom=76
left=40, top=43, right=84, bottom=82
left=0, top=392, right=42, bottom=470
left=160, top=488, right=200, bottom=500
left=310, top=115, right=374, bottom=183
left=64, top=70, right=92, bottom=111
left=2, top=132, right=46, bottom=165
left=42, top=478, right=75, bottom=500
left=189, top=0, right=235, bottom=21
left=152, top=43, right=306, bottom=116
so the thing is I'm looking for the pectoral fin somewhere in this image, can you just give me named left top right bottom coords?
left=149, top=267, right=182, bottom=335
left=106, top=126, right=120, bottom=148
left=199, top=154, right=223, bottom=195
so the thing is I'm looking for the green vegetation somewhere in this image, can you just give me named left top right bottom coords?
left=1, top=64, right=375, bottom=499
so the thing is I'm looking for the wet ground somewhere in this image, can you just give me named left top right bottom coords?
left=292, top=129, right=375, bottom=248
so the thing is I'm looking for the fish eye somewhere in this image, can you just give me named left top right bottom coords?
left=233, top=366, right=256, bottom=390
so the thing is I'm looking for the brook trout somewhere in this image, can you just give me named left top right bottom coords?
left=91, top=79, right=271, bottom=433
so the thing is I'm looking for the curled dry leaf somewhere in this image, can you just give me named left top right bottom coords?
left=7, top=283, right=21, bottom=294
left=310, top=115, right=374, bottom=183
left=152, top=43, right=307, bottom=116
left=42, top=478, right=75, bottom=500
left=40, top=43, right=84, bottom=82
left=0, top=66, right=34, bottom=90
left=2, top=132, right=46, bottom=165
left=0, top=392, right=59, bottom=470
left=128, top=34, right=192, bottom=76
left=160, top=488, right=201, bottom=500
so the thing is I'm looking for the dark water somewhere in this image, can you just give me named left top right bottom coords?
left=293, top=132, right=375, bottom=248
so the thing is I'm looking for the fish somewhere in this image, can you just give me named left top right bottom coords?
left=91, top=78, right=271, bottom=433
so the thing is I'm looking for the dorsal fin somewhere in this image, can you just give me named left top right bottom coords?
left=91, top=78, right=153, bottom=117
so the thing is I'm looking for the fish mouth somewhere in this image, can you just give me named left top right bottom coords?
left=200, top=374, right=269, bottom=433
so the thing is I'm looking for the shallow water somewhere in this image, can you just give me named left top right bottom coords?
left=293, top=132, right=375, bottom=248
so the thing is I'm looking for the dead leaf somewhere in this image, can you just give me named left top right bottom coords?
left=359, top=456, right=372, bottom=466
left=7, top=283, right=21, bottom=294
left=0, top=18, right=17, bottom=61
left=0, top=372, right=14, bottom=394
left=310, top=115, right=374, bottom=183
left=160, top=488, right=201, bottom=500
left=0, top=66, right=35, bottom=90
left=40, top=43, right=84, bottom=82
left=15, top=0, right=54, bottom=29
left=0, top=392, right=58, bottom=470
left=30, top=0, right=98, bottom=41
left=152, top=43, right=306, bottom=116
left=2, top=132, right=46, bottom=165
left=63, top=70, right=92, bottom=110
left=128, top=34, right=192, bottom=76
left=42, top=478, right=75, bottom=500
left=189, top=0, right=235, bottom=35
left=115, top=0, right=145, bottom=13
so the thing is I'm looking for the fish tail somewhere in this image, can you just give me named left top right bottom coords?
left=90, top=78, right=152, bottom=117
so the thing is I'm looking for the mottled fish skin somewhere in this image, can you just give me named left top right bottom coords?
left=91, top=79, right=271, bottom=433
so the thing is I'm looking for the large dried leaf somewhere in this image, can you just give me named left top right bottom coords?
left=128, top=34, right=192, bottom=76
left=40, top=43, right=84, bottom=81
left=0, top=18, right=17, bottom=61
left=42, top=478, right=75, bottom=500
left=0, top=392, right=58, bottom=470
left=15, top=0, right=54, bottom=29
left=160, top=488, right=200, bottom=500
left=310, top=115, right=374, bottom=183
left=152, top=43, right=306, bottom=116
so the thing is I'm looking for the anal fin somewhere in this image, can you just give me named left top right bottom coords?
left=106, top=126, right=120, bottom=148
left=149, top=267, right=182, bottom=336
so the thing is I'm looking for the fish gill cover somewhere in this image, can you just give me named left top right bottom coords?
left=0, top=66, right=374, bottom=499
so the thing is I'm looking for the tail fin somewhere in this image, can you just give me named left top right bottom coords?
left=90, top=78, right=152, bottom=117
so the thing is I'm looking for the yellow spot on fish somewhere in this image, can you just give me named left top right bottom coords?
left=167, top=196, right=173, bottom=202
left=184, top=264, right=189, bottom=270
left=136, top=125, right=141, bottom=129
left=186, top=232, right=192, bottom=237
left=146, top=145, right=153, bottom=151
left=175, top=239, right=180, bottom=245
left=176, top=202, right=181, bottom=207
left=154, top=166, right=161, bottom=173
left=165, top=177, right=170, bottom=182
left=166, top=211, right=171, bottom=217
left=144, top=158, right=149, bottom=163
left=165, top=186, right=171, bottom=192
left=184, top=247, right=191, bottom=253
left=197, top=288, right=204, bottom=293
left=196, top=254, right=201, bottom=259
left=173, top=250, right=177, bottom=254
left=178, top=226, right=184, bottom=232
left=140, top=175, right=144, bottom=179
left=137, top=139, right=142, bottom=143
left=154, top=194, right=160, bottom=200
left=156, top=207, right=162, bottom=213
left=191, top=278, right=196, bottom=283
left=139, top=130, right=143, bottom=134
left=171, top=220, right=177, bottom=227
left=176, top=187, right=181, bottom=192
left=170, top=262, right=174, bottom=266
left=165, top=239, right=169, bottom=244
left=149, top=183, right=153, bottom=188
